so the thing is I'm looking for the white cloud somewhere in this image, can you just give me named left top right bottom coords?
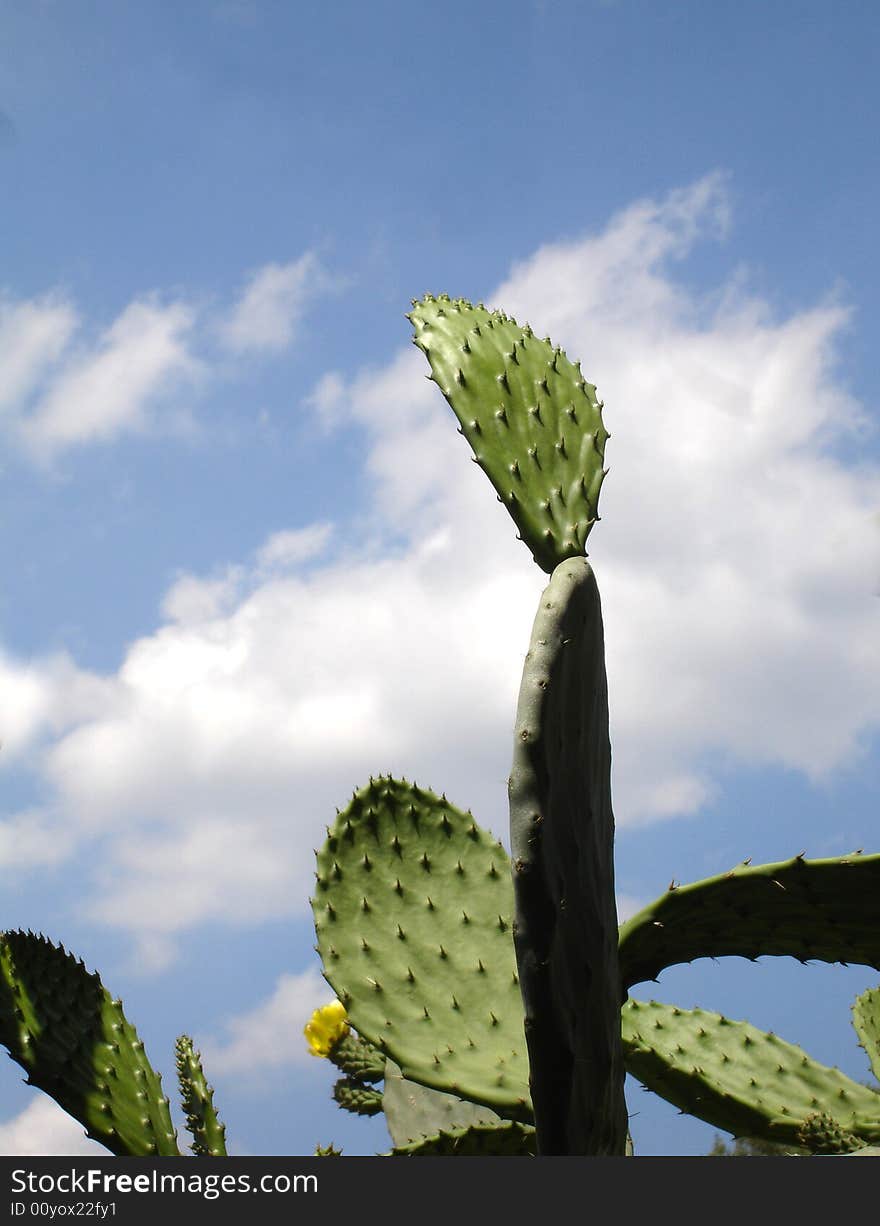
left=4, top=175, right=879, bottom=960
left=0, top=1097, right=105, bottom=1156
left=21, top=298, right=199, bottom=458
left=200, top=967, right=329, bottom=1076
left=0, top=293, right=77, bottom=416
left=219, top=255, right=329, bottom=353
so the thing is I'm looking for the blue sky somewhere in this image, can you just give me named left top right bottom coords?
left=1, top=0, right=878, bottom=1157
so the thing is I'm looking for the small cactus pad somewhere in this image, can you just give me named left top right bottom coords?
left=851, top=986, right=880, bottom=1084
left=622, top=998, right=880, bottom=1149
left=0, top=931, right=179, bottom=1156
left=409, top=294, right=608, bottom=573
left=382, top=1059, right=506, bottom=1148
left=175, top=1035, right=228, bottom=1156
left=509, top=558, right=627, bottom=1154
left=312, top=776, right=531, bottom=1119
left=332, top=1077, right=384, bottom=1116
left=328, top=1031, right=386, bottom=1083
left=618, top=852, right=880, bottom=991
left=390, top=1119, right=537, bottom=1156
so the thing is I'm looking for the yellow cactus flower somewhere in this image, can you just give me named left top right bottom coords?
left=304, top=1000, right=349, bottom=1057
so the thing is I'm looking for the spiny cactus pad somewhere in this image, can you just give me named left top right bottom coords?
left=390, top=1119, right=537, bottom=1156
left=332, top=1077, right=384, bottom=1116
left=622, top=998, right=880, bottom=1149
left=409, top=293, right=608, bottom=573
left=508, top=558, right=627, bottom=1154
left=382, top=1059, right=506, bottom=1148
left=175, top=1034, right=228, bottom=1156
left=312, top=776, right=531, bottom=1119
left=0, top=931, right=179, bottom=1156
left=618, top=852, right=880, bottom=991
left=851, top=986, right=880, bottom=1084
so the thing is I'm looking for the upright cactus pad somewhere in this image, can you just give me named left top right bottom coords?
left=851, top=986, right=880, bottom=1083
left=409, top=294, right=608, bottom=573
left=618, top=852, right=880, bottom=991
left=622, top=998, right=880, bottom=1150
left=0, top=931, right=179, bottom=1156
left=382, top=1059, right=506, bottom=1147
left=312, top=776, right=531, bottom=1118
left=175, top=1035, right=228, bottom=1156
left=508, top=558, right=627, bottom=1154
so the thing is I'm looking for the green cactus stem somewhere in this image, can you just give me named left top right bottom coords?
left=311, top=776, right=531, bottom=1119
left=332, top=1077, right=384, bottom=1116
left=409, top=293, right=608, bottom=573
left=622, top=998, right=880, bottom=1150
left=175, top=1034, right=228, bottom=1156
left=851, top=986, right=880, bottom=1084
left=509, top=557, right=627, bottom=1155
left=618, top=852, right=880, bottom=991
left=382, top=1059, right=507, bottom=1148
left=390, top=1119, right=537, bottom=1156
left=0, top=931, right=179, bottom=1156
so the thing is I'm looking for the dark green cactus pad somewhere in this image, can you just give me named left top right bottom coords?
left=312, top=776, right=531, bottom=1119
left=382, top=1059, right=506, bottom=1148
left=332, top=1076, right=384, bottom=1116
left=0, top=931, right=179, bottom=1156
left=851, top=986, right=880, bottom=1084
left=508, top=558, right=627, bottom=1155
left=328, top=1031, right=386, bottom=1083
left=390, top=1119, right=537, bottom=1156
left=622, top=998, right=880, bottom=1149
left=175, top=1034, right=228, bottom=1156
left=796, top=1111, right=868, bottom=1154
left=409, top=294, right=608, bottom=573
left=618, top=852, right=880, bottom=991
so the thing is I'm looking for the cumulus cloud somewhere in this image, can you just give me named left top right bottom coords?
left=219, top=254, right=330, bottom=353
left=0, top=250, right=327, bottom=460
left=20, top=298, right=200, bottom=459
left=200, top=966, right=328, bottom=1076
left=3, top=174, right=878, bottom=960
left=0, top=1097, right=104, bottom=1156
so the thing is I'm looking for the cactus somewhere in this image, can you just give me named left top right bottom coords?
left=618, top=852, right=880, bottom=991
left=851, top=986, right=880, bottom=1083
left=621, top=998, right=880, bottom=1151
left=508, top=557, right=627, bottom=1154
left=311, top=776, right=531, bottom=1119
left=0, top=931, right=179, bottom=1156
left=408, top=294, right=608, bottom=573
left=175, top=1035, right=227, bottom=1156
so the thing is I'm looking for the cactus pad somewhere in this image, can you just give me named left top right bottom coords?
left=508, top=558, right=627, bottom=1154
left=390, top=1119, right=537, bottom=1156
left=382, top=1059, right=506, bottom=1147
left=0, top=931, right=179, bottom=1156
left=622, top=998, right=880, bottom=1149
left=618, top=852, right=880, bottom=991
left=175, top=1035, right=227, bottom=1156
left=409, top=294, right=608, bottom=573
left=851, top=986, right=880, bottom=1084
left=312, top=776, right=531, bottom=1119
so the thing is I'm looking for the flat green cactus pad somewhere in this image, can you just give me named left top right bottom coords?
left=508, top=558, right=627, bottom=1154
left=382, top=1060, right=506, bottom=1147
left=409, top=294, right=608, bottom=573
left=0, top=931, right=179, bottom=1156
left=622, top=998, right=880, bottom=1150
left=312, top=776, right=531, bottom=1119
left=618, top=852, right=880, bottom=991
left=390, top=1119, right=537, bottom=1156
left=851, top=986, right=880, bottom=1084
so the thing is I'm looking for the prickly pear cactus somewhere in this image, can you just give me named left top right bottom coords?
left=175, top=1035, right=227, bottom=1156
left=382, top=1059, right=507, bottom=1147
left=618, top=852, right=880, bottom=991
left=622, top=998, right=880, bottom=1150
left=852, top=986, right=880, bottom=1083
left=0, top=931, right=179, bottom=1156
left=311, top=776, right=531, bottom=1119
left=508, top=558, right=627, bottom=1155
left=409, top=294, right=608, bottom=573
